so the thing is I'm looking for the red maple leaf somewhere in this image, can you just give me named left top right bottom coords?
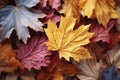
left=16, top=32, right=52, bottom=70
left=90, top=20, right=116, bottom=43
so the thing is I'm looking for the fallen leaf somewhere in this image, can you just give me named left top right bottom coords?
left=0, top=41, right=20, bottom=72
left=39, top=0, right=61, bottom=10
left=107, top=45, right=120, bottom=69
left=102, top=66, right=120, bottom=80
left=79, top=0, right=119, bottom=27
left=41, top=10, right=61, bottom=24
left=86, top=43, right=106, bottom=60
left=73, top=57, right=104, bottom=80
left=109, top=32, right=120, bottom=48
left=90, top=20, right=116, bottom=43
left=37, top=53, right=78, bottom=80
left=16, top=32, right=52, bottom=70
left=59, top=0, right=80, bottom=23
left=0, top=0, right=46, bottom=44
left=44, top=7, right=93, bottom=62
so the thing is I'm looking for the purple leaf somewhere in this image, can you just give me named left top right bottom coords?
left=16, top=33, right=52, bottom=70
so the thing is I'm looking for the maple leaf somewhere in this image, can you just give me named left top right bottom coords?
left=39, top=0, right=61, bottom=10
left=90, top=20, right=116, bottom=43
left=73, top=57, right=104, bottom=80
left=16, top=32, right=52, bottom=70
left=0, top=0, right=46, bottom=44
left=78, top=0, right=119, bottom=27
left=102, top=66, right=120, bottom=80
left=37, top=53, right=78, bottom=80
left=0, top=41, right=20, bottom=72
left=107, top=45, right=120, bottom=69
left=44, top=8, right=94, bottom=62
left=59, top=0, right=80, bottom=23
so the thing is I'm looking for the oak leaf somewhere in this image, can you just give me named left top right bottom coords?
left=16, top=33, right=52, bottom=70
left=79, top=0, right=119, bottom=27
left=44, top=8, right=94, bottom=62
left=0, top=41, right=20, bottom=72
left=37, top=53, right=78, bottom=80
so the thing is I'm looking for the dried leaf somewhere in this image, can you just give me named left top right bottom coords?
left=0, top=41, right=20, bottom=72
left=59, top=0, right=80, bottom=23
left=86, top=43, right=106, bottom=60
left=16, top=33, right=52, bottom=70
left=39, top=0, right=61, bottom=10
left=109, top=33, right=120, bottom=48
left=73, top=58, right=104, bottom=80
left=37, top=54, right=78, bottom=80
left=102, top=66, right=120, bottom=80
left=0, top=0, right=46, bottom=44
left=44, top=7, right=93, bottom=62
left=41, top=10, right=61, bottom=24
left=107, top=45, right=120, bottom=69
left=79, top=0, right=119, bottom=27
left=90, top=20, right=116, bottom=43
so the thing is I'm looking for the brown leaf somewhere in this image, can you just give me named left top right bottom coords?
left=0, top=41, right=20, bottom=72
left=109, top=33, right=120, bottom=48
left=107, top=45, right=120, bottom=69
left=37, top=53, right=78, bottom=80
left=73, top=57, right=105, bottom=80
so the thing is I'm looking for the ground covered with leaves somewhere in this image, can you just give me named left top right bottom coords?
left=0, top=0, right=120, bottom=80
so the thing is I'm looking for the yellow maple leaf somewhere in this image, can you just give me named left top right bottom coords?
left=0, top=41, right=20, bottom=72
left=59, top=0, right=80, bottom=23
left=79, top=0, right=119, bottom=27
left=44, top=8, right=94, bottom=62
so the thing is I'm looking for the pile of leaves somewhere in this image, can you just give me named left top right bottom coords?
left=0, top=0, right=120, bottom=80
